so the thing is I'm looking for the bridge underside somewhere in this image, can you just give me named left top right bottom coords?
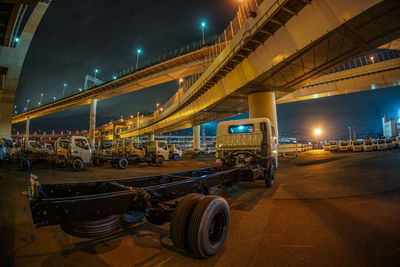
left=119, top=0, right=400, bottom=137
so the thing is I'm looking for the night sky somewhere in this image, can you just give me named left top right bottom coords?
left=13, top=0, right=400, bottom=139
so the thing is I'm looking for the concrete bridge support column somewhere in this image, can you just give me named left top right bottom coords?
left=25, top=117, right=30, bottom=149
left=193, top=125, right=200, bottom=149
left=248, top=90, right=278, bottom=137
left=147, top=133, right=154, bottom=142
left=89, top=99, right=97, bottom=148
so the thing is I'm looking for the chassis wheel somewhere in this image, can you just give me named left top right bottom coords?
left=19, top=158, right=31, bottom=171
left=117, top=157, right=129, bottom=169
left=61, top=215, right=121, bottom=238
left=155, top=156, right=164, bottom=166
left=72, top=158, right=84, bottom=171
left=173, top=154, right=180, bottom=161
left=265, top=164, right=275, bottom=188
left=188, top=195, right=230, bottom=258
left=170, top=193, right=205, bottom=249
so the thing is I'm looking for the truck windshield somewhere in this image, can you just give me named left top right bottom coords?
left=364, top=141, right=372, bottom=145
left=59, top=141, right=69, bottom=149
left=228, top=124, right=254, bottom=134
left=340, top=142, right=348, bottom=145
left=378, top=140, right=385, bottom=144
left=3, top=140, right=12, bottom=148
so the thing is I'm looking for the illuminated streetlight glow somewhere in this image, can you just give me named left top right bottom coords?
left=156, top=103, right=160, bottom=107
left=314, top=128, right=322, bottom=136
left=136, top=49, right=142, bottom=69
left=113, top=75, right=117, bottom=80
left=201, top=21, right=207, bottom=44
left=370, top=56, right=375, bottom=64
left=63, top=83, right=67, bottom=97
left=15, top=37, right=19, bottom=43
left=94, top=68, right=99, bottom=78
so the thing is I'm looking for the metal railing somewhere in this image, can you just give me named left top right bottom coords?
left=147, top=0, right=265, bottom=125
left=329, top=49, right=400, bottom=74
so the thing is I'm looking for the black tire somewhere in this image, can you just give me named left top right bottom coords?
left=72, top=158, right=84, bottom=171
left=60, top=215, right=121, bottom=238
left=173, top=154, right=180, bottom=161
left=122, top=211, right=145, bottom=225
left=97, top=157, right=104, bottom=167
left=170, top=193, right=205, bottom=249
left=188, top=195, right=230, bottom=258
left=155, top=156, right=164, bottom=166
left=19, top=158, right=31, bottom=171
left=265, top=164, right=275, bottom=188
left=117, top=157, right=129, bottom=169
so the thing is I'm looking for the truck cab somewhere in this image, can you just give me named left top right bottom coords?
left=216, top=118, right=278, bottom=187
left=70, top=136, right=92, bottom=164
left=363, top=140, right=374, bottom=151
left=339, top=141, right=351, bottom=152
left=351, top=141, right=364, bottom=152
left=384, top=138, right=393, bottom=150
left=328, top=141, right=338, bottom=152
left=376, top=139, right=385, bottom=150
left=27, top=140, right=41, bottom=154
left=324, top=142, right=331, bottom=151
left=41, top=143, right=54, bottom=155
left=146, top=140, right=169, bottom=162
left=55, top=138, right=69, bottom=158
left=169, top=144, right=183, bottom=160
left=1, top=138, right=13, bottom=159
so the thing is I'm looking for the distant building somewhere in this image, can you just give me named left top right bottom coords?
left=382, top=116, right=399, bottom=137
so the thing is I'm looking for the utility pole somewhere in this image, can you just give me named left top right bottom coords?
left=352, top=125, right=356, bottom=141
left=348, top=126, right=352, bottom=141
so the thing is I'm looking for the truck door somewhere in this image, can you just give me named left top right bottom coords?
left=157, top=141, right=169, bottom=160
left=72, top=138, right=91, bottom=163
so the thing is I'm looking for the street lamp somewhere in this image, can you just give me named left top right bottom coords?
left=53, top=96, right=56, bottom=101
left=39, top=92, right=43, bottom=106
left=136, top=49, right=142, bottom=69
left=314, top=128, right=322, bottom=136
left=14, top=105, right=17, bottom=114
left=179, top=78, right=184, bottom=88
left=15, top=37, right=19, bottom=43
left=94, top=68, right=99, bottom=78
left=201, top=21, right=207, bottom=44
left=113, top=75, right=117, bottom=80
left=26, top=99, right=30, bottom=110
left=370, top=56, right=375, bottom=64
left=78, top=88, right=82, bottom=92
left=63, top=83, right=67, bottom=97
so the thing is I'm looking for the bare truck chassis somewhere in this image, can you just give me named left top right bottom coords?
left=26, top=162, right=272, bottom=258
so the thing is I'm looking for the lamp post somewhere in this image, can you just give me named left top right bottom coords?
left=53, top=96, right=56, bottom=101
left=136, top=49, right=142, bottom=69
left=94, top=68, right=99, bottom=78
left=39, top=92, right=43, bottom=106
left=63, top=83, right=67, bottom=98
left=179, top=78, right=184, bottom=89
left=26, top=99, right=30, bottom=110
left=201, top=21, right=206, bottom=44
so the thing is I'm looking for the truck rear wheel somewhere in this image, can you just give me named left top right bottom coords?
left=265, top=164, right=275, bottom=188
left=19, top=158, right=31, bottom=171
left=188, top=195, right=230, bottom=258
left=170, top=193, right=205, bottom=249
left=173, top=154, right=180, bottom=161
left=117, top=157, right=129, bottom=169
left=72, top=158, right=84, bottom=171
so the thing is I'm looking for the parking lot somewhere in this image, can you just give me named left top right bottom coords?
left=1, top=149, right=400, bottom=266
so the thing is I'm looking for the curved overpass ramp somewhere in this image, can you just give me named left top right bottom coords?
left=120, top=0, right=400, bottom=138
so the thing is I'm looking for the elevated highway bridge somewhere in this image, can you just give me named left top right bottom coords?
left=117, top=0, right=400, bottom=144
left=7, top=0, right=400, bottom=149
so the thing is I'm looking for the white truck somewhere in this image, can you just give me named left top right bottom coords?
left=328, top=141, right=338, bottom=152
left=215, top=118, right=278, bottom=187
left=19, top=136, right=92, bottom=171
left=40, top=143, right=54, bottom=155
left=384, top=138, right=393, bottom=150
left=351, top=141, right=364, bottom=152
left=363, top=140, right=374, bottom=152
left=169, top=144, right=183, bottom=160
left=376, top=139, right=385, bottom=150
left=339, top=141, right=351, bottom=152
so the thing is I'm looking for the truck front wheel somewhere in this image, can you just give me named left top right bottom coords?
left=117, top=157, right=129, bottom=169
left=155, top=156, right=164, bottom=166
left=265, top=164, right=275, bottom=188
left=173, top=154, right=180, bottom=161
left=19, top=158, right=31, bottom=171
left=72, top=158, right=84, bottom=171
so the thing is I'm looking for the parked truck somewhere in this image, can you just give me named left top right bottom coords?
left=169, top=144, right=183, bottom=160
left=24, top=117, right=278, bottom=258
left=18, top=136, right=92, bottom=171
